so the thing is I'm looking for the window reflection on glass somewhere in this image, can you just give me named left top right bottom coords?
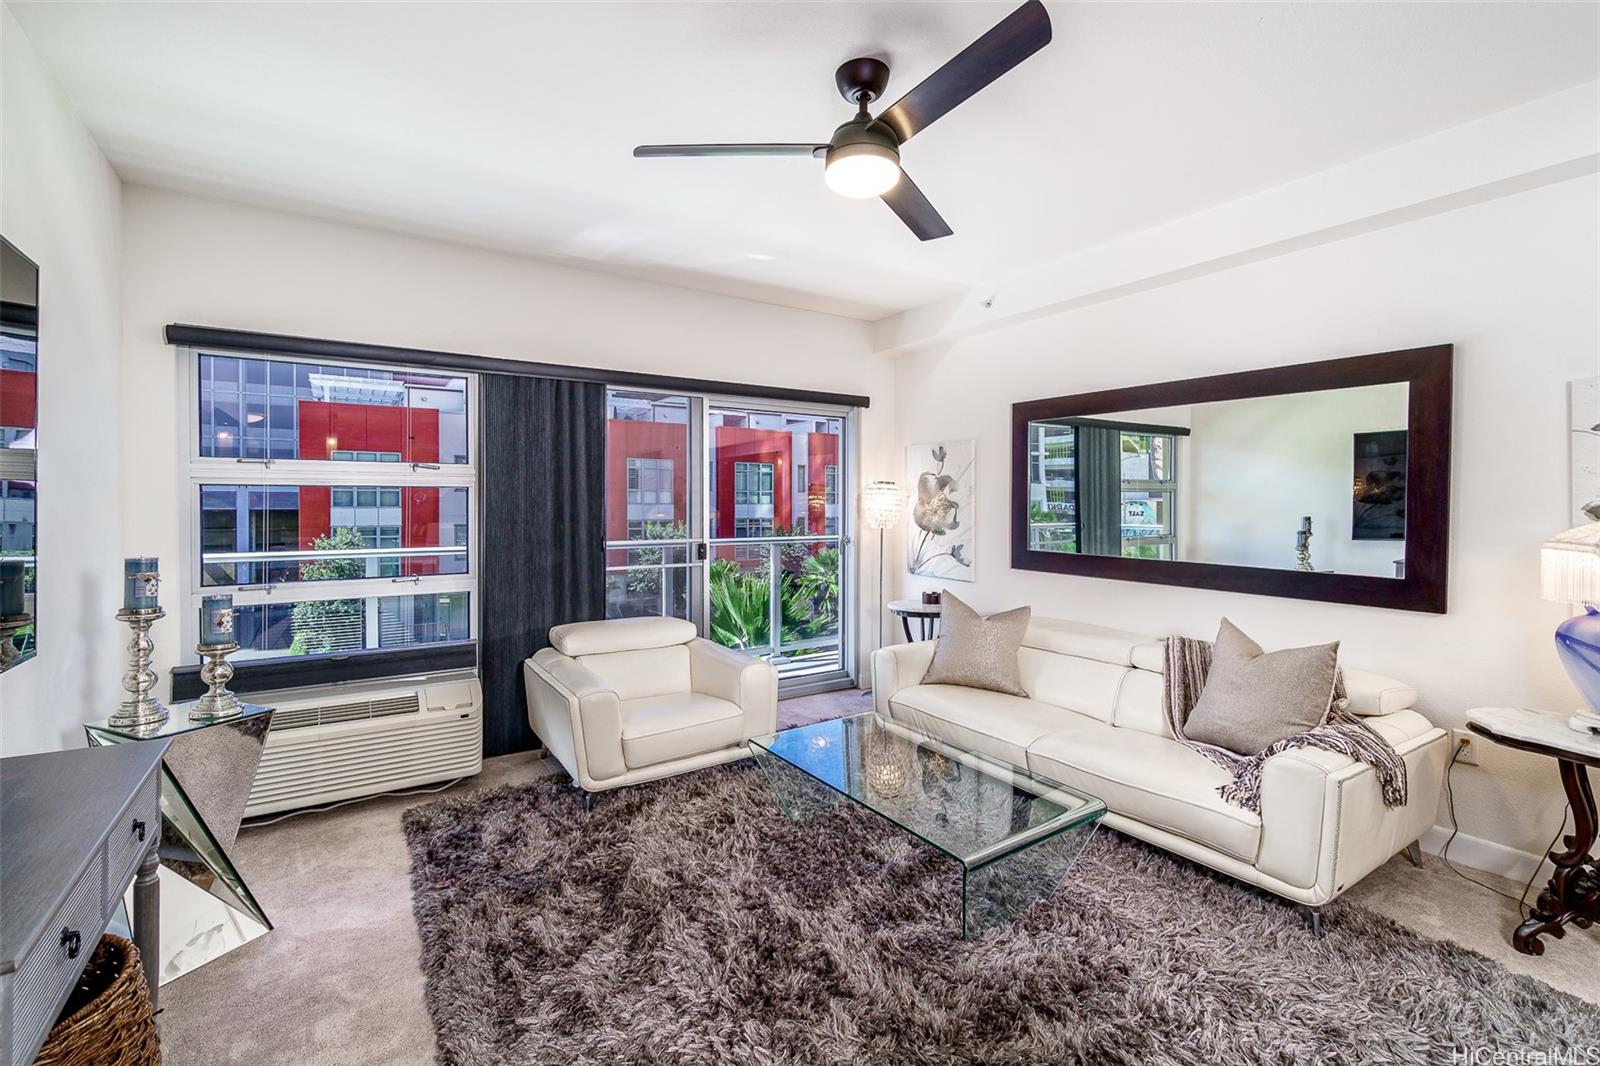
left=2, top=236, right=40, bottom=672
left=229, top=592, right=471, bottom=662
left=199, top=484, right=470, bottom=586
left=709, top=404, right=842, bottom=540
left=197, top=353, right=469, bottom=464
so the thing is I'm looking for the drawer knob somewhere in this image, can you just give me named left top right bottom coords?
left=61, top=928, right=81, bottom=960
left=131, top=818, right=146, bottom=843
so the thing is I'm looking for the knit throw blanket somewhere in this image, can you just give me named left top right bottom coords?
left=1162, top=636, right=1408, bottom=815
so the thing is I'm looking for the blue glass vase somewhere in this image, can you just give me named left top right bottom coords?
left=1554, top=604, right=1600, bottom=714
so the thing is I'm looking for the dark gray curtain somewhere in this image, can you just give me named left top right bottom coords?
left=479, top=375, right=606, bottom=758
left=1075, top=425, right=1123, bottom=557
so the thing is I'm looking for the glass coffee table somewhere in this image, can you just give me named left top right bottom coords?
left=750, top=712, right=1105, bottom=938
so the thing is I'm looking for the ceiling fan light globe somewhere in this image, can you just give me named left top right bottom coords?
left=824, top=145, right=900, bottom=199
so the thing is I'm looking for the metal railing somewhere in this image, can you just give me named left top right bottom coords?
left=603, top=534, right=844, bottom=679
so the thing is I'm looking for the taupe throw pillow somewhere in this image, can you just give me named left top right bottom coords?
left=919, top=591, right=1031, bottom=697
left=1181, top=619, right=1340, bottom=755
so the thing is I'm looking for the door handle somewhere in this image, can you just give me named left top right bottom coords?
left=132, top=818, right=146, bottom=843
left=61, top=928, right=81, bottom=960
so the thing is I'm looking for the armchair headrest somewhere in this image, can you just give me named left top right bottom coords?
left=549, top=616, right=697, bottom=657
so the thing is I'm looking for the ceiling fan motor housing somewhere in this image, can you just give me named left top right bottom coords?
left=834, top=57, right=891, bottom=105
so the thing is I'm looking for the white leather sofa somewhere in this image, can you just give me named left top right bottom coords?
left=525, top=617, right=778, bottom=799
left=873, top=617, right=1449, bottom=912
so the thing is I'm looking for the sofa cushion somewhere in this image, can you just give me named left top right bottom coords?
left=920, top=592, right=1031, bottom=697
left=1182, top=619, right=1340, bottom=755
left=1110, top=666, right=1172, bottom=739
left=577, top=645, right=691, bottom=702
left=1027, top=720, right=1262, bottom=863
left=1017, top=647, right=1129, bottom=724
left=618, top=692, right=743, bottom=769
left=888, top=685, right=1066, bottom=766
left=551, top=616, right=696, bottom=657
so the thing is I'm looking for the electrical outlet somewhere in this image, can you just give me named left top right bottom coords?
left=1452, top=729, right=1479, bottom=766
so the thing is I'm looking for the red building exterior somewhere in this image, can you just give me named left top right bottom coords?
left=603, top=420, right=840, bottom=541
left=295, top=400, right=443, bottom=576
left=0, top=369, right=36, bottom=435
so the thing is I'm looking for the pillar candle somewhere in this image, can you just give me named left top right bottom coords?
left=124, top=557, right=160, bottom=611
left=199, top=594, right=236, bottom=647
left=0, top=559, right=23, bottom=617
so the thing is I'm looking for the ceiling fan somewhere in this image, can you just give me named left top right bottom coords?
left=633, top=0, right=1052, bottom=241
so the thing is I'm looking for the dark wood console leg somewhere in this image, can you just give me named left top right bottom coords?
left=1513, top=759, right=1598, bottom=956
left=134, top=842, right=161, bottom=1009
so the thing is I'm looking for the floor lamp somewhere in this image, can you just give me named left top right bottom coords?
left=862, top=480, right=902, bottom=695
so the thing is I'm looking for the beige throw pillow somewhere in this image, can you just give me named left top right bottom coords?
left=1182, top=619, right=1340, bottom=755
left=919, top=592, right=1031, bottom=697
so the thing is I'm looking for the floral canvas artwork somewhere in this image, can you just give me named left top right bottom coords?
left=907, top=440, right=975, bottom=582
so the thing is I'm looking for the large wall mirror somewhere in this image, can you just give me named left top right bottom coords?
left=1, top=237, right=39, bottom=670
left=1011, top=345, right=1452, bottom=613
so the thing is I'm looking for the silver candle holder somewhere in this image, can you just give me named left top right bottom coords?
left=191, top=641, right=243, bottom=722
left=109, top=607, right=169, bottom=730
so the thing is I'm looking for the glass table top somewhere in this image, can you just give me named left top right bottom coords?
left=85, top=701, right=274, bottom=742
left=750, top=712, right=1105, bottom=871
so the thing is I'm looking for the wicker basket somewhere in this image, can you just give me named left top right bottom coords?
left=34, top=934, right=160, bottom=1065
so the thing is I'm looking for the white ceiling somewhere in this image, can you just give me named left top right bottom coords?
left=11, top=1, right=1598, bottom=320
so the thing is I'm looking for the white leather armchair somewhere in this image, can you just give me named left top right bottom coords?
left=523, top=616, right=777, bottom=799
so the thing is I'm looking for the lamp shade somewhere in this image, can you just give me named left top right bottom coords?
left=863, top=480, right=902, bottom=531
left=1541, top=522, right=1600, bottom=604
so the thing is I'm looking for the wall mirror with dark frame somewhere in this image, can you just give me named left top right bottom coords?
left=1, top=237, right=40, bottom=670
left=1012, top=345, right=1453, bottom=613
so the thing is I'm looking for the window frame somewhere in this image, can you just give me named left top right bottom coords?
left=178, top=346, right=480, bottom=676
left=1118, top=432, right=1179, bottom=560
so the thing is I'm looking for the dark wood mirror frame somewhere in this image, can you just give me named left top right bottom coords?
left=1011, top=344, right=1453, bottom=614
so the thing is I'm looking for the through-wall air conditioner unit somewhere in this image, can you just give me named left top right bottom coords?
left=243, top=678, right=483, bottom=818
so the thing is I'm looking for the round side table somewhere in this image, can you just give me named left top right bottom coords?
left=1466, top=706, right=1600, bottom=956
left=888, top=599, right=942, bottom=642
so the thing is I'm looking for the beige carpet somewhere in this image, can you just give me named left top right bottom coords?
left=156, top=691, right=1599, bottom=1065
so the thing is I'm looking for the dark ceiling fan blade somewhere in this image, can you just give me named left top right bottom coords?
left=633, top=144, right=827, bottom=158
left=881, top=169, right=953, bottom=241
left=877, top=0, right=1052, bottom=145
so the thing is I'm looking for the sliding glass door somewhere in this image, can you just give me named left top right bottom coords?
left=604, top=389, right=853, bottom=692
left=603, top=390, right=703, bottom=624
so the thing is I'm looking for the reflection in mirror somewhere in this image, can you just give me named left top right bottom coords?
left=1, top=237, right=39, bottom=671
left=1026, top=382, right=1410, bottom=579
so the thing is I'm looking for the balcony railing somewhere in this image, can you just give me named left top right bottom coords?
left=604, top=534, right=843, bottom=681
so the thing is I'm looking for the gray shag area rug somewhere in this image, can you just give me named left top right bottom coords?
left=403, top=764, right=1600, bottom=1065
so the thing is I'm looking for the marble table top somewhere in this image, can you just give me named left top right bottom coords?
left=1467, top=706, right=1600, bottom=763
left=888, top=599, right=943, bottom=616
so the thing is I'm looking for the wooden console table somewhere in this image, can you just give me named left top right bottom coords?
left=1467, top=707, right=1599, bottom=956
left=1, top=742, right=167, bottom=1065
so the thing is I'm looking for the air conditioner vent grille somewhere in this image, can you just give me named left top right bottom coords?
left=270, top=692, right=422, bottom=731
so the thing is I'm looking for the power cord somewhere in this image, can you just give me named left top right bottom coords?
left=241, top=777, right=466, bottom=828
left=1438, top=738, right=1567, bottom=918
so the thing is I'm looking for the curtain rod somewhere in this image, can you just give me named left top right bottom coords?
left=165, top=323, right=871, bottom=409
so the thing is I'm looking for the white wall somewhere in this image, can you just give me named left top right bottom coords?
left=0, top=9, right=125, bottom=755
left=1186, top=383, right=1409, bottom=577
left=118, top=186, right=894, bottom=693
left=893, top=172, right=1599, bottom=865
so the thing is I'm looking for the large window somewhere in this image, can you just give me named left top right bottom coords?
left=1119, top=433, right=1178, bottom=560
left=187, top=351, right=475, bottom=666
